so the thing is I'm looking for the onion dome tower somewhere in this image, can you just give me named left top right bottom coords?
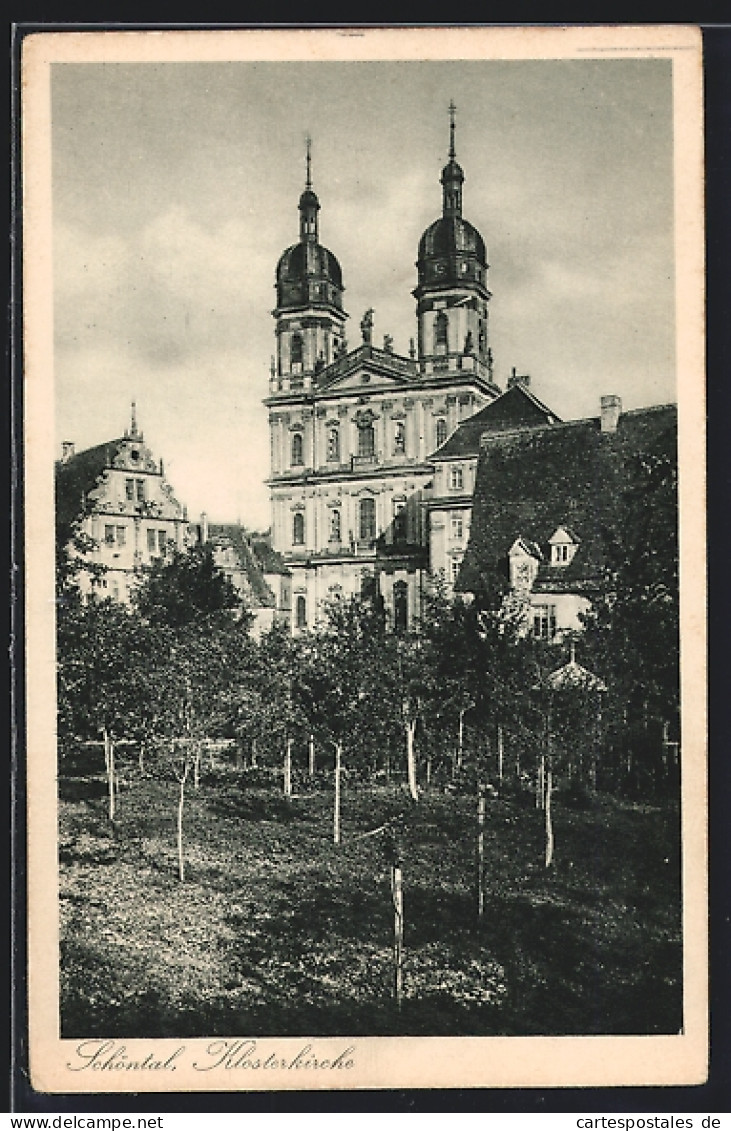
left=272, top=137, right=348, bottom=392
left=413, top=103, right=496, bottom=388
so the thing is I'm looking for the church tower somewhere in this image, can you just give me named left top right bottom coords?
left=271, top=138, right=348, bottom=395
left=413, top=102, right=497, bottom=391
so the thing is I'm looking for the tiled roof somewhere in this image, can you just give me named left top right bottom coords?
left=429, top=382, right=561, bottom=461
left=205, top=524, right=277, bottom=608
left=457, top=403, right=677, bottom=597
left=250, top=536, right=290, bottom=576
left=55, top=439, right=125, bottom=543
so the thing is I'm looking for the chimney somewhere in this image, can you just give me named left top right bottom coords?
left=600, top=394, right=622, bottom=434
left=61, top=441, right=75, bottom=463
left=507, top=367, right=530, bottom=391
left=200, top=511, right=209, bottom=544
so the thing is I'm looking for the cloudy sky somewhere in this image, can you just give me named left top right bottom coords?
left=52, top=55, right=675, bottom=530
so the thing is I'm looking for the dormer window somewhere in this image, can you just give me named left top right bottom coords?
left=549, top=527, right=579, bottom=567
left=509, top=537, right=542, bottom=590
left=449, top=465, right=464, bottom=491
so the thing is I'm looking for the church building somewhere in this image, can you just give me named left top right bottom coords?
left=266, top=110, right=502, bottom=631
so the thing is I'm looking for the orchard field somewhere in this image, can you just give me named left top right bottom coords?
left=59, top=752, right=682, bottom=1039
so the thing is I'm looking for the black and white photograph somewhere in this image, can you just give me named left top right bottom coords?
left=22, top=25, right=707, bottom=1093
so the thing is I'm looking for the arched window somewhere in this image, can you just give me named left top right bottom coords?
left=436, top=417, right=448, bottom=447
left=327, top=426, right=340, bottom=462
left=359, top=496, right=376, bottom=542
left=291, top=431, right=304, bottom=467
left=393, top=580, right=408, bottom=633
left=292, top=512, right=305, bottom=545
left=434, top=311, right=448, bottom=354
left=290, top=333, right=303, bottom=373
left=296, top=595, right=307, bottom=629
left=358, top=420, right=375, bottom=458
left=329, top=508, right=341, bottom=543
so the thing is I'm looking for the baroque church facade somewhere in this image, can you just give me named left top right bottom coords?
left=266, top=115, right=503, bottom=632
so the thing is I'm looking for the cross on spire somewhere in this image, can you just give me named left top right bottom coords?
left=305, top=133, right=312, bottom=189
left=448, top=99, right=457, bottom=159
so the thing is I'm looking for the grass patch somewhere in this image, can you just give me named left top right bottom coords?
left=59, top=767, right=682, bottom=1038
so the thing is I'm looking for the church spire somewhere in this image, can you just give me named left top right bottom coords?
left=299, top=133, right=320, bottom=243
left=441, top=99, right=464, bottom=218
left=448, top=98, right=457, bottom=160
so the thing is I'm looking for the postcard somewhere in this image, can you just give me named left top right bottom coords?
left=21, top=24, right=707, bottom=1094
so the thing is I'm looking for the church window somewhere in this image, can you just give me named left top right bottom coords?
left=357, top=420, right=375, bottom=458
left=393, top=420, right=406, bottom=455
left=296, top=595, right=307, bottom=629
left=329, top=508, right=341, bottom=542
left=291, top=431, right=304, bottom=467
left=290, top=333, right=304, bottom=374
left=359, top=496, right=376, bottom=542
left=292, top=512, right=305, bottom=546
left=393, top=499, right=407, bottom=541
left=533, top=604, right=557, bottom=641
left=449, top=465, right=464, bottom=491
left=434, top=311, right=448, bottom=354
left=436, top=417, right=448, bottom=447
left=327, top=426, right=340, bottom=462
left=393, top=581, right=408, bottom=633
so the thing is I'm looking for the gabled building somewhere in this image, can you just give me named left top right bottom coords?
left=55, top=406, right=189, bottom=603
left=426, top=376, right=561, bottom=591
left=457, top=397, right=678, bottom=640
left=266, top=118, right=502, bottom=631
left=193, top=517, right=291, bottom=636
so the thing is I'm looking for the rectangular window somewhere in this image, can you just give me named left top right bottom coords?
left=450, top=556, right=462, bottom=584
left=450, top=514, right=464, bottom=540
left=449, top=466, right=464, bottom=491
left=359, top=497, right=377, bottom=542
left=125, top=479, right=134, bottom=501
left=533, top=605, right=557, bottom=641
left=104, top=525, right=115, bottom=545
left=136, top=479, right=146, bottom=502
left=147, top=528, right=156, bottom=554
left=158, top=530, right=167, bottom=553
left=116, top=526, right=127, bottom=547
